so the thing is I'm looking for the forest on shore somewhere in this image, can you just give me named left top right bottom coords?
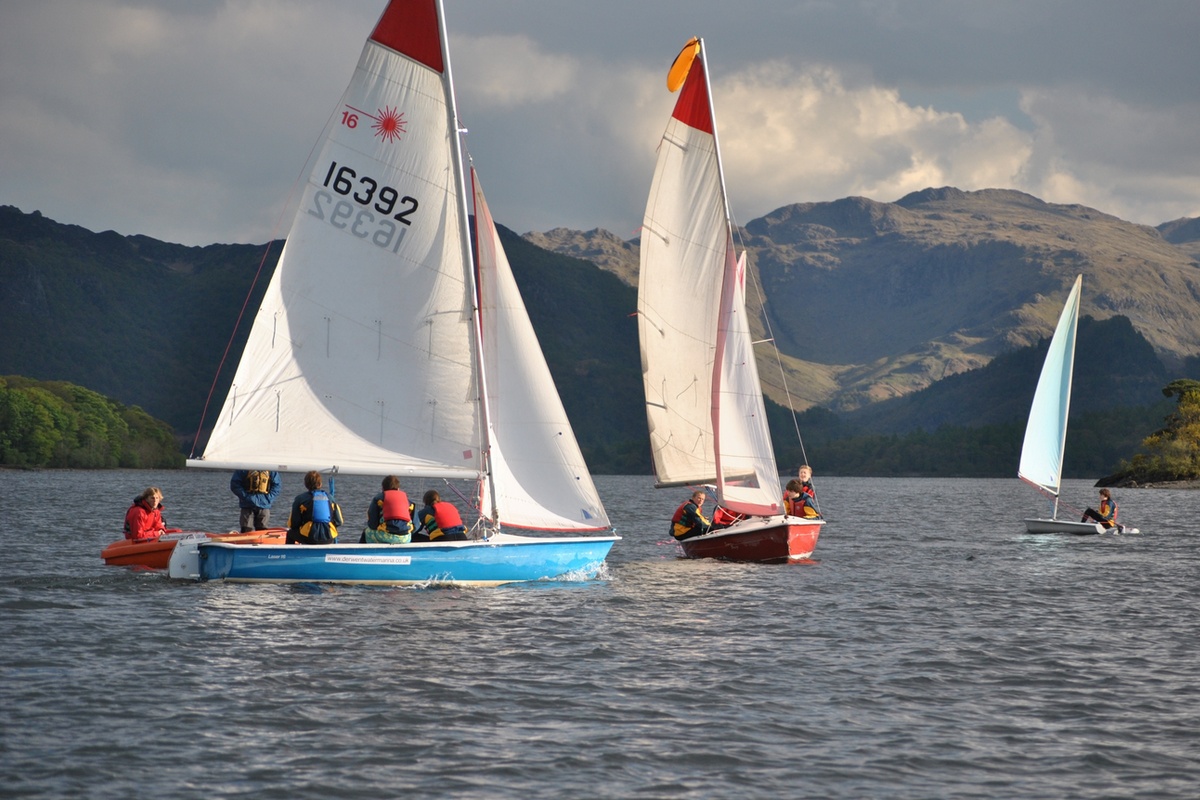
left=0, top=376, right=182, bottom=469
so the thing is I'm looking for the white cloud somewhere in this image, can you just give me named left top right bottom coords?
left=3, top=1, right=1200, bottom=245
left=684, top=62, right=1034, bottom=220
left=454, top=35, right=578, bottom=108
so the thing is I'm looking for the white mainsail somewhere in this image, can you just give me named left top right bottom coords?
left=193, top=0, right=607, bottom=532
left=637, top=38, right=781, bottom=516
left=1018, top=274, right=1083, bottom=499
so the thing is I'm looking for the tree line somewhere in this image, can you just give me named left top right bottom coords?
left=0, top=376, right=183, bottom=469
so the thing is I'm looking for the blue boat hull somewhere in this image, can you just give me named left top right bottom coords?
left=187, top=533, right=618, bottom=586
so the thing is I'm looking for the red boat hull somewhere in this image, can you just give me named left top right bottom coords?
left=678, top=516, right=823, bottom=563
left=101, top=529, right=287, bottom=569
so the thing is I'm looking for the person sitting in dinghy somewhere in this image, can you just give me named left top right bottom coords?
left=1081, top=488, right=1120, bottom=530
left=415, top=490, right=469, bottom=542
left=124, top=487, right=166, bottom=541
left=363, top=475, right=415, bottom=543
left=784, top=479, right=821, bottom=519
left=671, top=491, right=711, bottom=541
left=797, top=465, right=819, bottom=508
left=286, top=471, right=343, bottom=545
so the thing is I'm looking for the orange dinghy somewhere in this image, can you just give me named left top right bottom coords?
left=102, top=529, right=287, bottom=570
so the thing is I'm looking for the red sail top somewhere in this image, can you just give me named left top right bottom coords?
left=671, top=57, right=713, bottom=135
left=370, top=0, right=444, bottom=73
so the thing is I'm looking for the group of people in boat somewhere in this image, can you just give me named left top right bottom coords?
left=123, top=471, right=470, bottom=545
left=669, top=464, right=823, bottom=542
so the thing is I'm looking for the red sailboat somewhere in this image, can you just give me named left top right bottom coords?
left=637, top=38, right=823, bottom=562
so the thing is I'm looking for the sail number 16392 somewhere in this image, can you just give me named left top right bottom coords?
left=307, top=160, right=420, bottom=252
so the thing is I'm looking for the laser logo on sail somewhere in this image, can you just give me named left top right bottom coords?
left=342, top=105, right=407, bottom=143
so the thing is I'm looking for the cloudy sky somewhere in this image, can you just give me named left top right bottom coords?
left=2, top=0, right=1199, bottom=247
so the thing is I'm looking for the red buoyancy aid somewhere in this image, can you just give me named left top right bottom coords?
left=672, top=501, right=690, bottom=524
left=433, top=501, right=463, bottom=530
left=382, top=489, right=411, bottom=521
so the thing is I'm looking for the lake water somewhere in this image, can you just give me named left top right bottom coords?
left=2, top=470, right=1198, bottom=799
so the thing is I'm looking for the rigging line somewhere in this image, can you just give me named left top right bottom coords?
left=188, top=103, right=341, bottom=458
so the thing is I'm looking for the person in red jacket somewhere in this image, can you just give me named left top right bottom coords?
left=415, top=490, right=468, bottom=542
left=124, top=487, right=166, bottom=541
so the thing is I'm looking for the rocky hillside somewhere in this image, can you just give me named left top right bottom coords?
left=527, top=188, right=1200, bottom=412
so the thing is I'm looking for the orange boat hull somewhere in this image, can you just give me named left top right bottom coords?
left=101, top=529, right=287, bottom=569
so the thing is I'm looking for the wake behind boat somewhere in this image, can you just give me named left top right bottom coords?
left=636, top=38, right=823, bottom=563
left=172, top=0, right=616, bottom=586
left=1017, top=275, right=1138, bottom=536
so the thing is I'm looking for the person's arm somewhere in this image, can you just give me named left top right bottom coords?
left=230, top=472, right=250, bottom=504
left=265, top=472, right=282, bottom=505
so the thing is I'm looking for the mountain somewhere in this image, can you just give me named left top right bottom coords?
left=0, top=206, right=277, bottom=449
left=0, top=205, right=650, bottom=472
left=528, top=188, right=1200, bottom=414
left=3, top=191, right=1196, bottom=476
left=1159, top=216, right=1200, bottom=262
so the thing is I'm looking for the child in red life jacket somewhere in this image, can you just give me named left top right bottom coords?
left=363, top=475, right=415, bottom=543
left=415, top=489, right=468, bottom=542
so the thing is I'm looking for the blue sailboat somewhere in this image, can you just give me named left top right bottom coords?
left=170, top=0, right=616, bottom=585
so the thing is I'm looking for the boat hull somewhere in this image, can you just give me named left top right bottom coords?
left=1024, top=518, right=1105, bottom=535
left=1023, top=518, right=1136, bottom=535
left=170, top=533, right=619, bottom=586
left=101, top=529, right=286, bottom=569
left=679, top=516, right=823, bottom=563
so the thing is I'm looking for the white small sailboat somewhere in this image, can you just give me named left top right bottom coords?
left=1018, top=274, right=1135, bottom=535
left=171, top=0, right=617, bottom=585
left=636, top=38, right=823, bottom=562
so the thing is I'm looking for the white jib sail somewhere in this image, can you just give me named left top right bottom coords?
left=713, top=249, right=783, bottom=516
left=196, top=4, right=481, bottom=478
left=472, top=169, right=610, bottom=531
left=1018, top=274, right=1083, bottom=497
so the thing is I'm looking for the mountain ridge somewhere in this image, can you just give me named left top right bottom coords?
left=524, top=187, right=1200, bottom=413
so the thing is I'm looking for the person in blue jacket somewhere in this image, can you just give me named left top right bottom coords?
left=287, top=470, right=343, bottom=545
left=231, top=469, right=282, bottom=532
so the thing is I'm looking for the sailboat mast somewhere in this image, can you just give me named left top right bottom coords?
left=435, top=0, right=500, bottom=525
left=696, top=40, right=735, bottom=239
